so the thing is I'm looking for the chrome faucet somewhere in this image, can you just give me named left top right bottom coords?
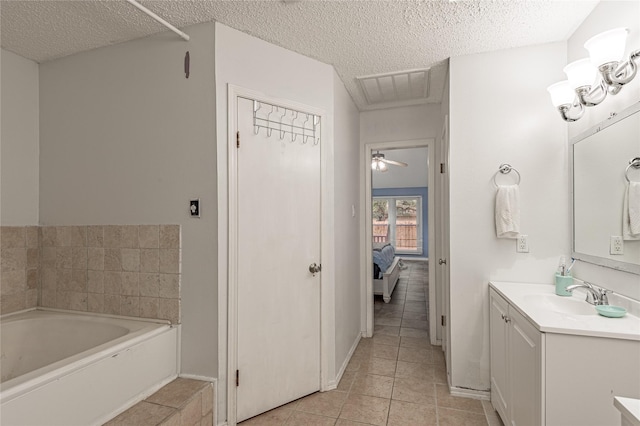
left=565, top=282, right=611, bottom=305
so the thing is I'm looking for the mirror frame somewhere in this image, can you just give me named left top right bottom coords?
left=570, top=100, right=640, bottom=275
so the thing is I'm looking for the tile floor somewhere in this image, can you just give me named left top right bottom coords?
left=239, top=260, right=503, bottom=426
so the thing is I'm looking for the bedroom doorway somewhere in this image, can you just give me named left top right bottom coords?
left=363, top=139, right=436, bottom=344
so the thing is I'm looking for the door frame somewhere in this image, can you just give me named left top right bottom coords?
left=222, top=85, right=334, bottom=426
left=362, top=138, right=437, bottom=343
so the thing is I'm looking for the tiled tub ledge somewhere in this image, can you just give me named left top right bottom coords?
left=104, top=378, right=214, bottom=426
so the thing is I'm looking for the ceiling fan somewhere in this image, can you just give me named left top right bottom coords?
left=371, top=151, right=408, bottom=172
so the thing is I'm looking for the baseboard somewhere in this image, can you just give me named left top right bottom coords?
left=449, top=385, right=491, bottom=401
left=329, top=332, right=362, bottom=391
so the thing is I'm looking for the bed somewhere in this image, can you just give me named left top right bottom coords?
left=373, top=243, right=401, bottom=303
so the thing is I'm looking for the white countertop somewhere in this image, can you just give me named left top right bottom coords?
left=490, top=281, right=640, bottom=341
left=615, top=397, right=640, bottom=426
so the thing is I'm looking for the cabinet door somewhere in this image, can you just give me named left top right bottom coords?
left=489, top=290, right=510, bottom=422
left=509, top=307, right=543, bottom=426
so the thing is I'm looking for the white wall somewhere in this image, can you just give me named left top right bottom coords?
left=38, top=23, right=217, bottom=377
left=332, top=71, right=361, bottom=375
left=565, top=0, right=640, bottom=301
left=360, top=104, right=442, bottom=143
left=449, top=42, right=569, bottom=391
left=1, top=49, right=39, bottom=225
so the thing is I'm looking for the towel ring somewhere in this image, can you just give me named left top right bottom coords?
left=625, top=157, right=640, bottom=183
left=493, top=163, right=521, bottom=187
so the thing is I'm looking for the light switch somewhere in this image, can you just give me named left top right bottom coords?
left=190, top=199, right=200, bottom=218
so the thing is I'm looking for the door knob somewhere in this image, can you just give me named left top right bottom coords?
left=309, top=263, right=322, bottom=276
left=438, top=259, right=447, bottom=265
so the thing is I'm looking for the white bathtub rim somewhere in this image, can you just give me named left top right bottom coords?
left=1, top=308, right=175, bottom=404
left=1, top=307, right=171, bottom=325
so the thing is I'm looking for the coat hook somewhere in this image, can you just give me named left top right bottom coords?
left=184, top=51, right=190, bottom=79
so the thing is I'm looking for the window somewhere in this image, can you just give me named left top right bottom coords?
left=372, top=196, right=423, bottom=254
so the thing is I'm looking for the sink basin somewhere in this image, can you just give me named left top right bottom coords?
left=523, top=293, right=595, bottom=316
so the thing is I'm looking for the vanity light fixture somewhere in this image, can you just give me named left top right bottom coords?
left=547, top=28, right=640, bottom=122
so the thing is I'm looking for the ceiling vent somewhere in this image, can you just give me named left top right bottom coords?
left=356, top=68, right=430, bottom=110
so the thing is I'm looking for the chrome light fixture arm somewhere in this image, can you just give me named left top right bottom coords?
left=604, top=49, right=640, bottom=87
left=557, top=102, right=585, bottom=122
left=576, top=79, right=608, bottom=106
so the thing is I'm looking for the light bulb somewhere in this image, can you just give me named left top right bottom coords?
left=585, top=28, right=629, bottom=67
left=563, top=59, right=598, bottom=90
left=547, top=81, right=576, bottom=107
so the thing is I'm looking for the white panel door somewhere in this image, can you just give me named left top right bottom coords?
left=236, top=97, right=321, bottom=422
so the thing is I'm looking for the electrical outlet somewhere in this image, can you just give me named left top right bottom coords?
left=516, top=235, right=529, bottom=253
left=610, top=236, right=624, bottom=255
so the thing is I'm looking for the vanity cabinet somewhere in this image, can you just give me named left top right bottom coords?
left=490, top=282, right=640, bottom=426
left=490, top=289, right=543, bottom=426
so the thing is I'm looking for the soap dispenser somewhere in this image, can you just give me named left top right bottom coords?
left=555, top=256, right=573, bottom=296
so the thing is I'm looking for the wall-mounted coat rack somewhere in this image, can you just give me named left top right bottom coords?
left=252, top=100, right=321, bottom=145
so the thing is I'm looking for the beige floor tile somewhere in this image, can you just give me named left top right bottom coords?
left=395, top=360, right=433, bottom=380
left=387, top=400, right=437, bottom=426
left=438, top=407, right=489, bottom=426
left=145, top=378, right=208, bottom=408
left=433, top=349, right=446, bottom=368
left=374, top=317, right=402, bottom=327
left=403, top=301, right=427, bottom=313
left=337, top=370, right=357, bottom=392
left=371, top=333, right=400, bottom=347
left=399, top=336, right=432, bottom=350
left=399, top=327, right=430, bottom=339
left=371, top=343, right=399, bottom=361
left=284, top=411, right=336, bottom=426
left=335, top=420, right=372, bottom=426
left=296, top=390, right=348, bottom=418
left=339, top=394, right=390, bottom=426
left=433, top=365, right=448, bottom=384
left=401, top=318, right=428, bottom=330
left=350, top=373, right=394, bottom=399
left=436, top=385, right=485, bottom=413
left=239, top=405, right=293, bottom=425
left=392, top=376, right=436, bottom=405
left=398, top=346, right=432, bottom=364
left=376, top=309, right=403, bottom=319
left=104, top=401, right=176, bottom=426
left=401, top=312, right=428, bottom=321
left=360, top=356, right=397, bottom=377
left=345, top=356, right=364, bottom=373
left=373, top=325, right=400, bottom=336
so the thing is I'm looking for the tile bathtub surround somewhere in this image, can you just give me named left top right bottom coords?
left=0, top=226, right=40, bottom=315
left=104, top=378, right=214, bottom=426
left=0, top=224, right=181, bottom=322
left=41, top=225, right=181, bottom=323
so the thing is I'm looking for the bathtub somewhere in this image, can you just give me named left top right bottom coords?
left=1, top=308, right=178, bottom=426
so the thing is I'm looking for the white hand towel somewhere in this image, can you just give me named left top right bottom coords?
left=623, top=182, right=640, bottom=240
left=495, top=185, right=520, bottom=239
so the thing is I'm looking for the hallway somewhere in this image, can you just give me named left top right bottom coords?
left=239, top=260, right=502, bottom=425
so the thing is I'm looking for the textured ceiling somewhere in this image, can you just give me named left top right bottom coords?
left=1, top=0, right=599, bottom=110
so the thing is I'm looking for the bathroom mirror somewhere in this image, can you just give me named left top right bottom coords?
left=572, top=101, right=640, bottom=275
